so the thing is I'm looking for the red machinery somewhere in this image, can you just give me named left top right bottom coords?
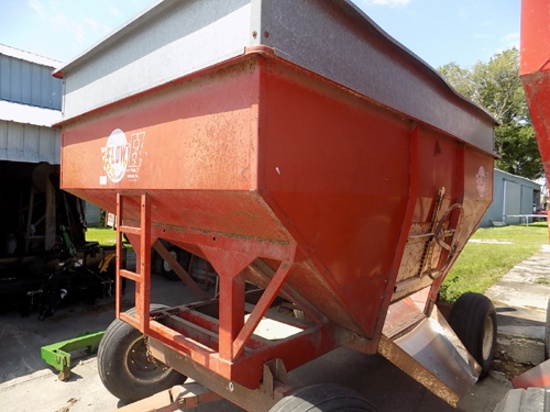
left=520, top=0, right=550, bottom=185
left=55, top=1, right=497, bottom=410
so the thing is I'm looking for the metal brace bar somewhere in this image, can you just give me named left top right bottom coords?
left=152, top=240, right=207, bottom=300
left=232, top=260, right=293, bottom=359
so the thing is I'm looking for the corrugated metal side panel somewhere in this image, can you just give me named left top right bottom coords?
left=505, top=181, right=521, bottom=224
left=479, top=171, right=505, bottom=227
left=0, top=56, right=9, bottom=99
left=62, top=0, right=251, bottom=119
left=21, top=60, right=32, bottom=105
left=520, top=186, right=535, bottom=214
left=0, top=54, right=62, bottom=110
left=9, top=57, right=22, bottom=103
left=0, top=43, right=61, bottom=68
left=0, top=120, right=60, bottom=164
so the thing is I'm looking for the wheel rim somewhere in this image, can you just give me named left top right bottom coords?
left=482, top=315, right=494, bottom=360
left=124, top=336, right=172, bottom=383
left=163, top=251, right=178, bottom=272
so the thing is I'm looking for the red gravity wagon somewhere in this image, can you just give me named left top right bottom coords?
left=55, top=0, right=497, bottom=410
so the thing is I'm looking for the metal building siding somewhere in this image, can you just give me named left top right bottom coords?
left=0, top=54, right=62, bottom=110
left=0, top=55, right=11, bottom=101
left=505, top=181, right=521, bottom=217
left=479, top=169, right=541, bottom=227
left=0, top=120, right=60, bottom=164
left=479, top=174, right=505, bottom=227
left=520, top=181, right=538, bottom=214
left=21, top=59, right=32, bottom=105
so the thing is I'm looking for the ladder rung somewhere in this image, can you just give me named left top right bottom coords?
left=116, top=193, right=150, bottom=330
left=119, top=225, right=141, bottom=235
left=120, top=269, right=142, bottom=283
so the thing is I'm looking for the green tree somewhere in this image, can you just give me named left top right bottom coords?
left=438, top=48, right=542, bottom=179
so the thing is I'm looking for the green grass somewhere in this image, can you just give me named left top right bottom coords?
left=86, top=223, right=548, bottom=305
left=86, top=226, right=119, bottom=246
left=86, top=226, right=134, bottom=253
left=439, top=222, right=549, bottom=303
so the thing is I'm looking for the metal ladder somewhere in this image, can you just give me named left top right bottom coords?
left=115, top=192, right=151, bottom=333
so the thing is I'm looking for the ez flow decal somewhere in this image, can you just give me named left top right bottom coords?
left=100, top=128, right=145, bottom=184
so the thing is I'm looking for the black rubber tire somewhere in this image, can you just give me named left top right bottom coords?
left=97, top=304, right=187, bottom=403
left=449, top=292, right=497, bottom=379
left=161, top=249, right=191, bottom=281
left=268, top=384, right=377, bottom=412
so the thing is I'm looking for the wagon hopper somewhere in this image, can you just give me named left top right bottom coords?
left=55, top=0, right=497, bottom=410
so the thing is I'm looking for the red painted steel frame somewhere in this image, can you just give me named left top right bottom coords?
left=117, top=193, right=152, bottom=332
left=60, top=48, right=494, bottom=393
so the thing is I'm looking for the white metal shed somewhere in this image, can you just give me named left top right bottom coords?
left=0, top=43, right=62, bottom=164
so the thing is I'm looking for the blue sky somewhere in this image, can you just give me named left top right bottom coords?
left=0, top=0, right=520, bottom=69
